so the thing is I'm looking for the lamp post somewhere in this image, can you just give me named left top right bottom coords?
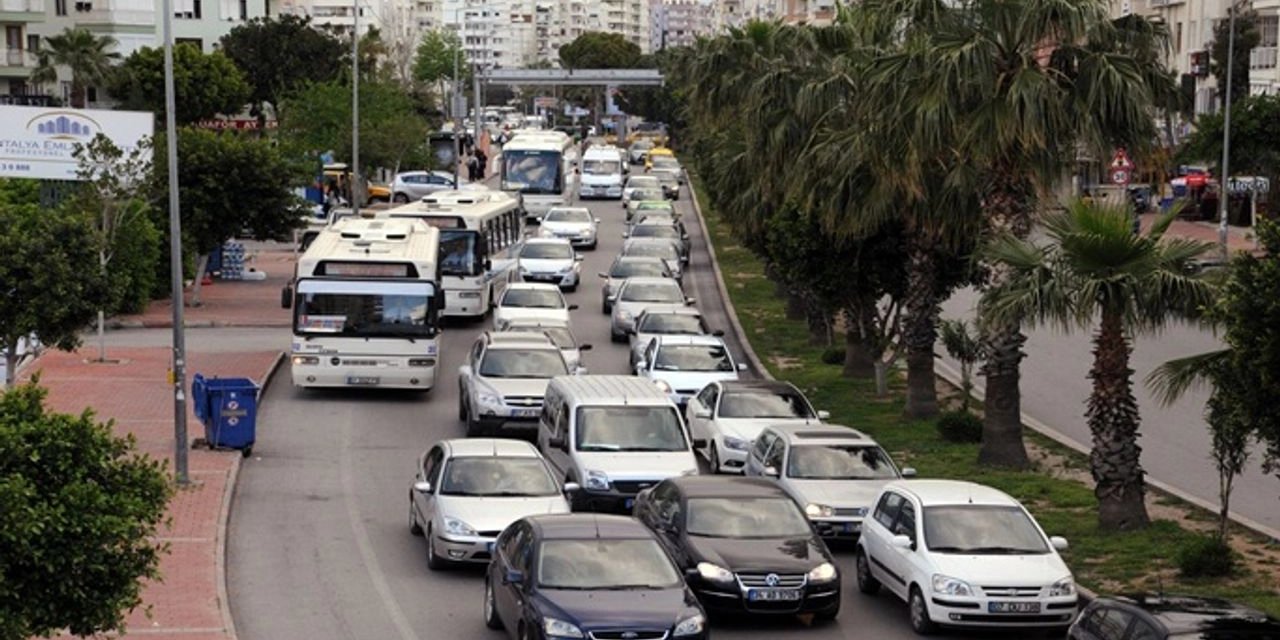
left=161, top=0, right=188, bottom=484
left=1218, top=1, right=1238, bottom=262
left=352, top=0, right=361, bottom=218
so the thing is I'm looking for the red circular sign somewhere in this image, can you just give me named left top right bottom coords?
left=1111, top=169, right=1130, bottom=184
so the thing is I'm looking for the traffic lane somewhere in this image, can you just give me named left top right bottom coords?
left=940, top=287, right=1279, bottom=535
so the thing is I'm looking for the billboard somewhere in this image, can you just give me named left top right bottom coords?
left=0, top=105, right=154, bottom=181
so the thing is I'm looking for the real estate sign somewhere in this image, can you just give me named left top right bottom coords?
left=0, top=105, right=154, bottom=181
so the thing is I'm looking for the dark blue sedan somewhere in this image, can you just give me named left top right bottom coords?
left=484, top=514, right=710, bottom=640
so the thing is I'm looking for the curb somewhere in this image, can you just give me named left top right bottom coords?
left=687, top=179, right=773, bottom=381
left=107, top=319, right=292, bottom=330
left=215, top=350, right=283, bottom=640
left=933, top=359, right=1280, bottom=543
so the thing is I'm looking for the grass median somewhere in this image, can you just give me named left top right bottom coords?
left=690, top=175, right=1280, bottom=616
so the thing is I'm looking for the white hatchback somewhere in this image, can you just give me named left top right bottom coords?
left=856, top=480, right=1077, bottom=635
left=492, top=283, right=577, bottom=330
left=538, top=207, right=599, bottom=249
left=686, top=380, right=828, bottom=474
left=634, top=335, right=746, bottom=408
left=517, top=238, right=582, bottom=290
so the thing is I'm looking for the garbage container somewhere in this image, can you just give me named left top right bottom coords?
left=192, top=374, right=259, bottom=456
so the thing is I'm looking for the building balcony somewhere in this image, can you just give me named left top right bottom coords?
left=0, top=0, right=43, bottom=18
left=1252, top=46, right=1278, bottom=70
left=0, top=48, right=36, bottom=76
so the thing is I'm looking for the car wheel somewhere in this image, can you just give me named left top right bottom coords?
left=601, top=299, right=611, bottom=314
left=458, top=388, right=467, bottom=422
left=426, top=526, right=448, bottom=571
left=909, top=585, right=938, bottom=635
left=409, top=497, right=423, bottom=536
left=465, top=405, right=483, bottom=437
left=708, top=442, right=722, bottom=475
left=855, top=549, right=880, bottom=595
left=518, top=622, right=533, bottom=640
left=483, top=577, right=503, bottom=630
left=393, top=193, right=409, bottom=203
left=816, top=599, right=840, bottom=621
left=610, top=329, right=625, bottom=343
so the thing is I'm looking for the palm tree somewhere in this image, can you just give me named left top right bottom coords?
left=981, top=202, right=1215, bottom=530
left=31, top=28, right=121, bottom=108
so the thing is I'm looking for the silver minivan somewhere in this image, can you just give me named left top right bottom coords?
left=536, top=375, right=703, bottom=513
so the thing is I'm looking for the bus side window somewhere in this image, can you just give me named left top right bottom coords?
left=498, top=215, right=509, bottom=251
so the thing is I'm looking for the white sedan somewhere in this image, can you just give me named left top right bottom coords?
left=538, top=207, right=600, bottom=249
left=685, top=379, right=828, bottom=474
left=633, top=334, right=746, bottom=408
left=492, top=283, right=577, bottom=330
left=516, top=238, right=583, bottom=291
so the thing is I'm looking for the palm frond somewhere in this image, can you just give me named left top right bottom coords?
left=1145, top=349, right=1229, bottom=406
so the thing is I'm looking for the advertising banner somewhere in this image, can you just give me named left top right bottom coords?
left=0, top=105, right=154, bottom=181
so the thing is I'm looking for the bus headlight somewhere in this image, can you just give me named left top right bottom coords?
left=292, top=356, right=319, bottom=365
left=408, top=358, right=435, bottom=367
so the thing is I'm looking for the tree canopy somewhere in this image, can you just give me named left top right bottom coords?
left=1210, top=10, right=1260, bottom=109
left=218, top=15, right=346, bottom=122
left=1180, top=93, right=1280, bottom=190
left=559, top=32, right=642, bottom=69
left=107, top=43, right=251, bottom=125
left=413, top=29, right=467, bottom=85
left=29, top=27, right=120, bottom=108
left=279, top=80, right=430, bottom=174
left=0, top=382, right=171, bottom=640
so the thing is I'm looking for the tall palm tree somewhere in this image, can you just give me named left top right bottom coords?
left=982, top=202, right=1215, bottom=530
left=31, top=28, right=121, bottom=108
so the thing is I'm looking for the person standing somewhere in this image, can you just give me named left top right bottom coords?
left=475, top=148, right=488, bottom=180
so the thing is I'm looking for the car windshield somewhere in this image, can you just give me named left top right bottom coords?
left=478, top=349, right=568, bottom=378
left=637, top=314, right=704, bottom=335
left=537, top=539, right=681, bottom=589
left=651, top=157, right=679, bottom=169
left=439, top=457, right=559, bottom=496
left=632, top=141, right=654, bottom=151
left=575, top=406, right=688, bottom=452
left=521, top=243, right=574, bottom=259
left=624, top=243, right=678, bottom=261
left=636, top=204, right=674, bottom=213
left=621, top=282, right=683, bottom=303
left=654, top=172, right=678, bottom=185
left=787, top=445, right=898, bottom=480
left=655, top=344, right=733, bottom=372
left=627, top=177, right=660, bottom=189
left=718, top=391, right=813, bottom=419
left=686, top=498, right=813, bottom=538
left=583, top=159, right=621, bottom=175
left=632, top=226, right=679, bottom=240
left=611, top=261, right=668, bottom=279
left=923, top=506, right=1050, bottom=554
left=545, top=209, right=592, bottom=223
left=629, top=189, right=664, bottom=201
left=501, top=289, right=564, bottom=308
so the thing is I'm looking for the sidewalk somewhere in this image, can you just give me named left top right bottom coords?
left=112, top=242, right=297, bottom=330
left=26, top=346, right=282, bottom=640
left=1140, top=212, right=1263, bottom=255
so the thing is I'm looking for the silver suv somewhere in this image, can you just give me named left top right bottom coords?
left=458, top=332, right=573, bottom=437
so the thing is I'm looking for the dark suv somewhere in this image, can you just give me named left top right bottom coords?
left=1069, top=594, right=1280, bottom=639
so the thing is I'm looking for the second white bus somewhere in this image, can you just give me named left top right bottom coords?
left=501, top=130, right=579, bottom=221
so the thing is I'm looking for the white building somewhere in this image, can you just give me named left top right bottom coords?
left=649, top=0, right=712, bottom=50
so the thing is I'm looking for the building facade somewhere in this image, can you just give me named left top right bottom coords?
left=648, top=0, right=711, bottom=51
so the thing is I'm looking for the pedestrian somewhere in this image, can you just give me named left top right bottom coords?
left=467, top=154, right=481, bottom=182
left=475, top=148, right=488, bottom=180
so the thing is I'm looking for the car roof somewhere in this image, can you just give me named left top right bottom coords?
left=620, top=276, right=681, bottom=287
left=524, top=237, right=572, bottom=246
left=1100, top=594, right=1280, bottom=634
left=546, top=207, right=591, bottom=214
left=548, top=375, right=671, bottom=405
left=502, top=317, right=570, bottom=328
left=667, top=476, right=790, bottom=499
left=614, top=255, right=667, bottom=264
left=768, top=423, right=875, bottom=446
left=638, top=307, right=701, bottom=318
left=442, top=438, right=540, bottom=458
left=655, top=334, right=726, bottom=347
left=885, top=479, right=1020, bottom=508
left=529, top=514, right=655, bottom=540
left=716, top=380, right=801, bottom=394
left=505, top=282, right=562, bottom=292
left=483, top=332, right=557, bottom=348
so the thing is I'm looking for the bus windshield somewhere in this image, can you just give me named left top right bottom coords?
left=503, top=150, right=563, bottom=194
left=295, top=280, right=437, bottom=339
left=439, top=230, right=483, bottom=276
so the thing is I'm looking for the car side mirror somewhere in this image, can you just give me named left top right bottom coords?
left=563, top=481, right=581, bottom=494
left=574, top=366, right=588, bottom=376
left=548, top=436, right=567, bottom=451
left=711, top=329, right=725, bottom=337
left=901, top=467, right=918, bottom=478
left=635, top=359, right=648, bottom=370
left=281, top=286, right=293, bottom=309
left=413, top=481, right=432, bottom=494
left=691, top=438, right=708, bottom=449
left=1050, top=536, right=1069, bottom=551
left=763, top=466, right=779, bottom=478
left=567, top=304, right=579, bottom=311
left=594, top=218, right=601, bottom=224
left=737, top=363, right=748, bottom=371
left=575, top=255, right=584, bottom=262
left=685, top=297, right=696, bottom=305
left=817, top=410, right=831, bottom=420
left=598, top=272, right=608, bottom=279
left=503, top=569, right=524, bottom=585
left=694, top=408, right=712, bottom=420
left=891, top=534, right=915, bottom=550
left=484, top=259, right=493, bottom=271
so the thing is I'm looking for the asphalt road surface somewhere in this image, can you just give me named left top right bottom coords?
left=227, top=183, right=1038, bottom=640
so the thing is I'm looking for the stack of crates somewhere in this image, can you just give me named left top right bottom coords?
left=219, top=241, right=246, bottom=280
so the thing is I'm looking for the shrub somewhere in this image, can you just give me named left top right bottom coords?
left=1177, top=535, right=1236, bottom=578
left=106, top=206, right=162, bottom=314
left=936, top=410, right=983, bottom=443
left=820, top=347, right=845, bottom=365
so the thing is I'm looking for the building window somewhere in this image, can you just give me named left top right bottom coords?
left=1175, top=21, right=1182, bottom=54
left=54, top=0, right=67, bottom=14
left=74, top=1, right=91, bottom=11
left=239, top=0, right=247, bottom=19
left=1260, top=15, right=1279, bottom=48
left=86, top=86, right=97, bottom=102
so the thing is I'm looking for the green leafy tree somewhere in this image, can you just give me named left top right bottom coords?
left=559, top=31, right=642, bottom=69
left=29, top=27, right=121, bottom=108
left=0, top=382, right=172, bottom=640
left=218, top=15, right=346, bottom=127
left=279, top=80, right=430, bottom=175
left=1180, top=94, right=1280, bottom=209
left=0, top=201, right=107, bottom=388
left=413, top=28, right=468, bottom=99
left=151, top=128, right=306, bottom=305
left=939, top=319, right=985, bottom=412
left=1211, top=9, right=1260, bottom=109
left=983, top=202, right=1215, bottom=530
left=107, top=44, right=250, bottom=125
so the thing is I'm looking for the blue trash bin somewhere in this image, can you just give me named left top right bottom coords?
left=191, top=374, right=259, bottom=455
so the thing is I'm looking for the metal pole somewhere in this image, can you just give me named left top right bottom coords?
left=453, top=34, right=461, bottom=187
left=473, top=62, right=481, bottom=171
left=1219, top=1, right=1237, bottom=262
left=352, top=0, right=361, bottom=218
left=162, top=0, right=188, bottom=485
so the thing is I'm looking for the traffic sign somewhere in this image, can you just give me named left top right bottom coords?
left=1111, top=168, right=1130, bottom=185
left=1110, top=148, right=1134, bottom=185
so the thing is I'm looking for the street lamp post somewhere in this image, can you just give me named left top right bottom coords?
left=161, top=0, right=188, bottom=484
left=352, top=0, right=361, bottom=218
left=1219, top=1, right=1237, bottom=262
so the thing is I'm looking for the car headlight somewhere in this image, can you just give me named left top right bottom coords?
left=696, top=562, right=735, bottom=585
left=475, top=388, right=503, bottom=408
left=442, top=516, right=476, bottom=537
left=583, top=469, right=610, bottom=491
left=807, top=562, right=838, bottom=584
left=1049, top=576, right=1075, bottom=597
left=722, top=435, right=750, bottom=451
left=542, top=617, right=584, bottom=638
left=805, top=503, right=835, bottom=518
left=616, top=309, right=634, bottom=322
left=559, top=264, right=576, bottom=274
left=673, top=613, right=705, bottom=636
left=652, top=379, right=673, bottom=393
left=538, top=228, right=555, bottom=237
left=931, top=574, right=974, bottom=597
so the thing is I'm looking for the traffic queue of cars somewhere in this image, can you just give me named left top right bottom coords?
left=406, top=155, right=1088, bottom=639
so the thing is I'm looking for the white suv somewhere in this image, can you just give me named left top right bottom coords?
left=634, top=335, right=745, bottom=408
left=458, top=332, right=573, bottom=437
left=685, top=380, right=828, bottom=474
left=856, top=480, right=1077, bottom=635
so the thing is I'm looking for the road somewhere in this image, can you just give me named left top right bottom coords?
left=226, top=184, right=1006, bottom=640
left=940, top=290, right=1280, bottom=537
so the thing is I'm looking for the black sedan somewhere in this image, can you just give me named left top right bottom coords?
left=1069, top=594, right=1280, bottom=639
left=484, top=514, right=709, bottom=640
left=634, top=476, right=841, bottom=621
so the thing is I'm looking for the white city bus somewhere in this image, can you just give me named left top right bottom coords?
left=284, top=218, right=443, bottom=390
left=501, top=130, right=579, bottom=221
left=377, top=189, right=524, bottom=318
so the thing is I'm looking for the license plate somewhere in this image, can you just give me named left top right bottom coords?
left=511, top=408, right=539, bottom=418
left=989, top=601, right=1041, bottom=614
left=347, top=376, right=380, bottom=385
left=624, top=498, right=635, bottom=510
left=843, top=522, right=861, bottom=534
left=748, top=589, right=802, bottom=602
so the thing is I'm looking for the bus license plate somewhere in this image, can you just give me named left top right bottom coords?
left=989, top=601, right=1041, bottom=614
left=748, top=589, right=801, bottom=602
left=347, top=376, right=380, bottom=385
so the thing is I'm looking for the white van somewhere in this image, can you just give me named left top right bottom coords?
left=537, top=375, right=703, bottom=513
left=578, top=145, right=626, bottom=200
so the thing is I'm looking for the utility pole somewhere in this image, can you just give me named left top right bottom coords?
left=161, top=0, right=188, bottom=484
left=452, top=41, right=461, bottom=187
left=1219, top=0, right=1237, bottom=262
left=352, top=0, right=361, bottom=218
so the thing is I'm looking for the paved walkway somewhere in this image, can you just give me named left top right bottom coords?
left=1142, top=213, right=1262, bottom=255
left=25, top=345, right=280, bottom=640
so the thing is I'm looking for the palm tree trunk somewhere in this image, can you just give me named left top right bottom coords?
left=3, top=339, right=18, bottom=389
left=843, top=306, right=875, bottom=378
left=803, top=295, right=831, bottom=346
left=1088, top=310, right=1150, bottom=531
left=903, top=241, right=940, bottom=418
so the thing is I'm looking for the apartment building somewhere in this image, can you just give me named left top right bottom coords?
left=648, top=0, right=711, bottom=50
left=779, top=0, right=833, bottom=24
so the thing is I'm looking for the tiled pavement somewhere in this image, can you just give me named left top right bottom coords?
left=26, top=347, right=282, bottom=640
left=1140, top=212, right=1264, bottom=255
